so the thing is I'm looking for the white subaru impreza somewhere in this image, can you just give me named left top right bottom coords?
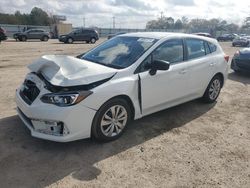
left=16, top=32, right=228, bottom=142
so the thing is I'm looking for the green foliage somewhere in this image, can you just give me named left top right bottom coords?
left=0, top=7, right=52, bottom=25
left=146, top=16, right=240, bottom=34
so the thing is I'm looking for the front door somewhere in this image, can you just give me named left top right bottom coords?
left=138, top=39, right=190, bottom=115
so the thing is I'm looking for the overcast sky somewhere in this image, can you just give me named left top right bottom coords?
left=0, top=0, right=250, bottom=28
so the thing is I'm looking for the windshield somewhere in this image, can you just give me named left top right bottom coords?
left=81, top=36, right=157, bottom=69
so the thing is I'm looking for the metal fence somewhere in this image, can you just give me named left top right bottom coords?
left=0, top=24, right=187, bottom=38
left=2, top=23, right=250, bottom=38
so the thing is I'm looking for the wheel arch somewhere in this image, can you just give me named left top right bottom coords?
left=213, top=72, right=224, bottom=87
left=95, top=94, right=135, bottom=121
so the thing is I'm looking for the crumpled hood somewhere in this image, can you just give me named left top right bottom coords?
left=28, top=55, right=117, bottom=87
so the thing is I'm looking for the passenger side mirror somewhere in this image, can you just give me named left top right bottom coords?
left=149, top=60, right=170, bottom=76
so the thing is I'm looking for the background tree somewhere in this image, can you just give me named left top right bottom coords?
left=0, top=7, right=52, bottom=25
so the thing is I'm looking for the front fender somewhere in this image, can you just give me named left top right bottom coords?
left=80, top=74, right=142, bottom=119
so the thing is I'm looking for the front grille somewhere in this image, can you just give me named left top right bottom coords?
left=20, top=80, right=40, bottom=105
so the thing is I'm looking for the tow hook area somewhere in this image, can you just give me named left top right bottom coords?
left=31, top=119, right=69, bottom=136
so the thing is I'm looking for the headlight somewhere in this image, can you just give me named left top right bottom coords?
left=40, top=91, right=92, bottom=107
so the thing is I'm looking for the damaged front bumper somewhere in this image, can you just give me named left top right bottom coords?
left=15, top=75, right=97, bottom=142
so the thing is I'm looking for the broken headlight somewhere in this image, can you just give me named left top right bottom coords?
left=40, top=91, right=92, bottom=107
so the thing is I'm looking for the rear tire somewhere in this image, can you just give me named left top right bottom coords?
left=91, top=98, right=132, bottom=142
left=202, top=75, right=222, bottom=103
left=42, top=36, right=49, bottom=41
left=90, top=37, right=96, bottom=44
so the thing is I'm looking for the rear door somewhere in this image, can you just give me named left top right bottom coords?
left=183, top=38, right=216, bottom=96
left=27, top=30, right=36, bottom=39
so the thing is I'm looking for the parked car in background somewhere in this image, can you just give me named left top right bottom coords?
left=0, top=26, right=7, bottom=43
left=13, top=29, right=50, bottom=41
left=231, top=48, right=250, bottom=73
left=193, top=32, right=212, bottom=38
left=59, top=28, right=99, bottom=44
left=217, top=34, right=237, bottom=41
left=107, top=32, right=126, bottom=39
left=16, top=32, right=229, bottom=142
left=232, top=36, right=249, bottom=47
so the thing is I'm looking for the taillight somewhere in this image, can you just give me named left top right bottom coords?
left=224, top=55, right=229, bottom=62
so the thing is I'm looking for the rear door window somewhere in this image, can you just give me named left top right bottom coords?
left=186, top=39, right=206, bottom=60
left=204, top=41, right=211, bottom=55
left=208, top=42, right=217, bottom=53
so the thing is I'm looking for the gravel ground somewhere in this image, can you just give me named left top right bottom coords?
left=0, top=39, right=249, bottom=188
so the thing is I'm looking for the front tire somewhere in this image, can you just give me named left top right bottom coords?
left=91, top=98, right=132, bottom=142
left=21, top=36, right=27, bottom=41
left=202, top=75, right=222, bottom=103
left=67, top=37, right=73, bottom=44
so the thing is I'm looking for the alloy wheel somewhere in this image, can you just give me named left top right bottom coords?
left=209, top=79, right=221, bottom=100
left=100, top=105, right=128, bottom=137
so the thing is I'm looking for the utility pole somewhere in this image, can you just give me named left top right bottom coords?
left=112, top=16, right=115, bottom=29
left=83, top=17, right=85, bottom=28
left=160, top=11, right=164, bottom=20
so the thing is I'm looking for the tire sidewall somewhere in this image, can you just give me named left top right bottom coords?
left=43, top=36, right=49, bottom=41
left=203, top=75, right=222, bottom=103
left=22, top=36, right=27, bottom=41
left=91, top=98, right=132, bottom=142
left=67, top=37, right=73, bottom=43
left=90, top=37, right=96, bottom=44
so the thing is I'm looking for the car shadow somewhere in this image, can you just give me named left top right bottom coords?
left=0, top=100, right=215, bottom=187
left=228, top=72, right=250, bottom=85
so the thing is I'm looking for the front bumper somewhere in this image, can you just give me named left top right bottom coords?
left=15, top=87, right=97, bottom=142
left=58, top=37, right=67, bottom=42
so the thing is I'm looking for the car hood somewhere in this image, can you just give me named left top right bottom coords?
left=28, top=55, right=117, bottom=87
left=240, top=48, right=250, bottom=54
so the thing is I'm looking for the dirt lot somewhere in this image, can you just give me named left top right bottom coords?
left=0, top=39, right=249, bottom=188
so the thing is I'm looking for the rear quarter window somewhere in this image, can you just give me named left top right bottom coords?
left=208, top=42, right=217, bottom=53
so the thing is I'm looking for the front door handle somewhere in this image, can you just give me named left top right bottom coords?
left=209, top=62, right=215, bottom=66
left=179, top=69, right=187, bottom=74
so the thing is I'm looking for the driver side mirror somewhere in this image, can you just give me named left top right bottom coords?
left=148, top=60, right=170, bottom=76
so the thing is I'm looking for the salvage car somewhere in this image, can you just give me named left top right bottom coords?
left=231, top=48, right=250, bottom=73
left=58, top=28, right=99, bottom=44
left=16, top=32, right=229, bottom=142
left=13, top=29, right=50, bottom=41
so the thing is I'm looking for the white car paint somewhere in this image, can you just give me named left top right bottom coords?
left=16, top=32, right=228, bottom=142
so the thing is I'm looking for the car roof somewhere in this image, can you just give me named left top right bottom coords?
left=121, top=32, right=216, bottom=42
